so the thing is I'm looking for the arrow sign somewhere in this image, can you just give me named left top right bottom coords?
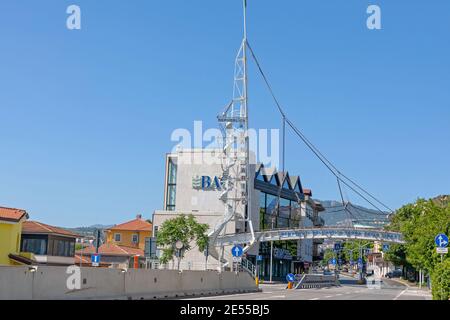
left=286, top=273, right=295, bottom=282
left=231, top=245, right=243, bottom=257
left=435, top=234, right=449, bottom=248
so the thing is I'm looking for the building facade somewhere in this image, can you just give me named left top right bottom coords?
left=0, top=207, right=28, bottom=266
left=14, top=221, right=79, bottom=266
left=105, top=215, right=152, bottom=250
left=153, top=149, right=325, bottom=279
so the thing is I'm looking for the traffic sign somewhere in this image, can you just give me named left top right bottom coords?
left=357, top=257, right=363, bottom=268
left=256, top=255, right=263, bottom=261
left=231, top=245, right=243, bottom=257
left=437, top=247, right=448, bottom=254
left=435, top=234, right=449, bottom=248
left=232, top=256, right=242, bottom=263
left=286, top=273, right=295, bottom=282
left=338, top=259, right=342, bottom=265
left=91, top=254, right=100, bottom=267
left=330, top=258, right=336, bottom=265
left=382, top=243, right=390, bottom=252
left=334, top=243, right=341, bottom=252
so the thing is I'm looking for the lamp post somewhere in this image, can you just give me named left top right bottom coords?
left=269, top=215, right=275, bottom=283
left=175, top=240, right=184, bottom=270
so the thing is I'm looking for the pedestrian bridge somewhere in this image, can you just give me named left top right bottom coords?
left=215, top=227, right=405, bottom=246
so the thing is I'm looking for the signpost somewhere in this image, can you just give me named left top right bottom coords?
left=286, top=273, right=295, bottom=289
left=434, top=233, right=448, bottom=298
left=435, top=233, right=448, bottom=262
left=231, top=245, right=243, bottom=272
left=232, top=245, right=244, bottom=257
left=91, top=254, right=100, bottom=267
left=382, top=243, right=390, bottom=252
left=334, top=242, right=341, bottom=252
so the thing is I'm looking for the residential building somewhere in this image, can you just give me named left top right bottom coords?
left=75, top=243, right=145, bottom=268
left=12, top=221, right=79, bottom=266
left=104, top=215, right=152, bottom=250
left=0, top=206, right=29, bottom=265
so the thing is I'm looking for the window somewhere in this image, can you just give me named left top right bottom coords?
left=21, top=237, right=48, bottom=255
left=132, top=234, right=139, bottom=244
left=114, top=233, right=121, bottom=242
left=165, top=157, right=177, bottom=211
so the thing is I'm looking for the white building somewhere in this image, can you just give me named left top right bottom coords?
left=153, top=149, right=324, bottom=280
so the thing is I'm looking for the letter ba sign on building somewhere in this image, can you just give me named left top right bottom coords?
left=192, top=175, right=223, bottom=191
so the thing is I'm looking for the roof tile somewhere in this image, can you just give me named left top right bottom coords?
left=0, top=206, right=28, bottom=222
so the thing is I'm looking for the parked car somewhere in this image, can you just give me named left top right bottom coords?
left=385, top=270, right=402, bottom=278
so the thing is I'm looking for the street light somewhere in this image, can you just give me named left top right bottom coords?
left=269, top=215, right=276, bottom=283
left=175, top=240, right=184, bottom=270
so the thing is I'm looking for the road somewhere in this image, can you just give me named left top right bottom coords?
left=185, top=275, right=432, bottom=300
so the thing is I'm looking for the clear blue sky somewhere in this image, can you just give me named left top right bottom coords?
left=1, top=1, right=449, bottom=227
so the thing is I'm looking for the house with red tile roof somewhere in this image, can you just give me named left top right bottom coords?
left=0, top=206, right=29, bottom=265
left=75, top=243, right=145, bottom=268
left=74, top=215, right=152, bottom=268
left=10, top=220, right=80, bottom=266
left=104, top=214, right=152, bottom=250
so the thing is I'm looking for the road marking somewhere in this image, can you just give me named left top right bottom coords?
left=308, top=297, right=320, bottom=300
left=393, top=289, right=408, bottom=300
left=186, top=292, right=258, bottom=300
left=335, top=294, right=343, bottom=296
left=325, top=295, right=333, bottom=298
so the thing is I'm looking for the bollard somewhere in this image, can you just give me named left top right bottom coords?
left=287, top=281, right=293, bottom=289
left=255, top=276, right=259, bottom=286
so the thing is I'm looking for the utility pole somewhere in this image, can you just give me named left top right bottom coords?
left=269, top=216, right=275, bottom=283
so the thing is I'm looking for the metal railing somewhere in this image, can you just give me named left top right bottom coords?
left=240, top=258, right=257, bottom=279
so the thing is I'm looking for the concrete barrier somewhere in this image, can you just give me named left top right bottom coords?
left=0, top=266, right=258, bottom=300
left=0, top=266, right=33, bottom=299
left=295, top=274, right=339, bottom=289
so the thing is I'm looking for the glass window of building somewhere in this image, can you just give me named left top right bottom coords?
left=282, top=178, right=290, bottom=189
left=165, top=157, right=177, bottom=211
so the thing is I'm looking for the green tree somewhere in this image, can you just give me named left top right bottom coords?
left=431, top=259, right=450, bottom=300
left=321, top=249, right=335, bottom=267
left=156, top=214, right=209, bottom=264
left=384, top=196, right=450, bottom=299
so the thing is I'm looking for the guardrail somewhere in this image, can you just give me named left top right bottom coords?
left=294, top=274, right=339, bottom=289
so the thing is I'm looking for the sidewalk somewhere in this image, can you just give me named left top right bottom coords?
left=386, top=277, right=432, bottom=293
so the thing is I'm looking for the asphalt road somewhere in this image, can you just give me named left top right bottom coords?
left=185, top=275, right=432, bottom=300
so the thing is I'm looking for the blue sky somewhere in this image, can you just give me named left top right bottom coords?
left=0, top=1, right=449, bottom=227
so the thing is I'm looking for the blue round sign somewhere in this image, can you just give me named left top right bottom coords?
left=231, top=245, right=243, bottom=257
left=286, top=273, right=295, bottom=282
left=435, top=234, right=449, bottom=248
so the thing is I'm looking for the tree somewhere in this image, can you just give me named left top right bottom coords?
left=384, top=196, right=450, bottom=299
left=431, top=259, right=450, bottom=300
left=156, top=214, right=209, bottom=265
left=321, top=249, right=335, bottom=267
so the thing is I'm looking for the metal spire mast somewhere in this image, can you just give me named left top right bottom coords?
left=209, top=0, right=255, bottom=269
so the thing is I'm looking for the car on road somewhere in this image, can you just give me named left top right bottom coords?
left=385, top=270, right=402, bottom=278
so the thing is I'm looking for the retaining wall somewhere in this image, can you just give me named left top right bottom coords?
left=0, top=266, right=257, bottom=300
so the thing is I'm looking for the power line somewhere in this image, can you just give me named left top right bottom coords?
left=246, top=41, right=394, bottom=215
